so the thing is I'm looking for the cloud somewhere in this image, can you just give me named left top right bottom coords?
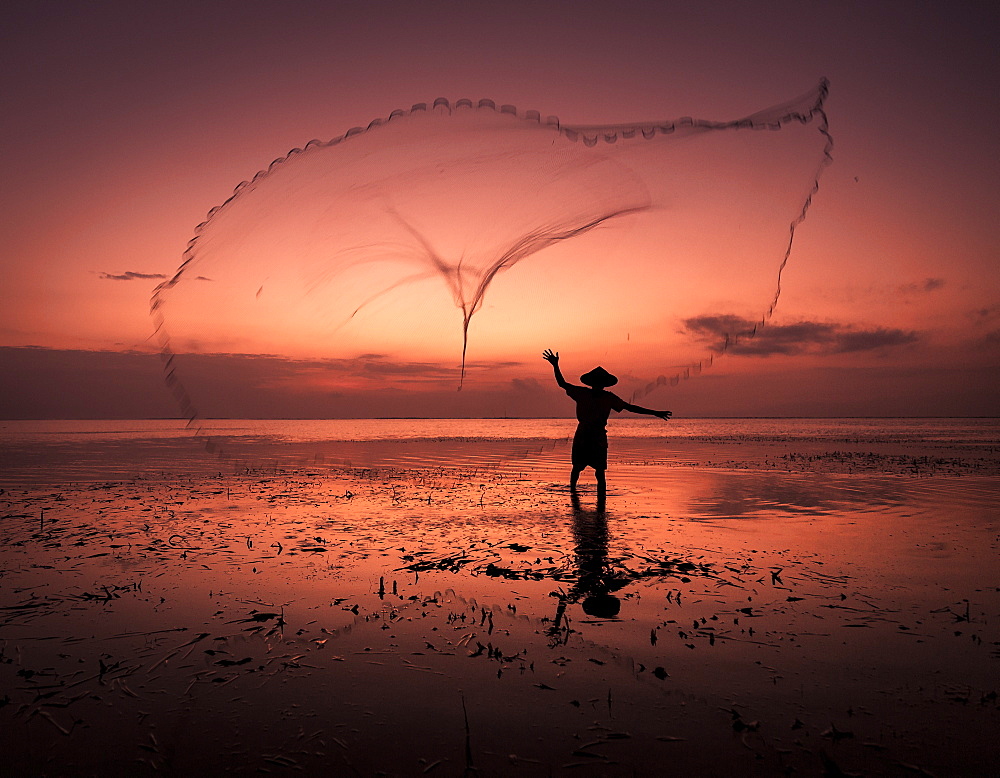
left=97, top=271, right=212, bottom=282
left=165, top=352, right=524, bottom=398
left=361, top=359, right=455, bottom=377
left=970, top=304, right=1000, bottom=324
left=0, top=347, right=511, bottom=419
left=983, top=329, right=1000, bottom=346
left=834, top=328, right=920, bottom=352
left=0, top=346, right=171, bottom=418
left=681, top=315, right=752, bottom=338
left=3, top=345, right=996, bottom=419
left=897, top=277, right=945, bottom=294
left=682, top=316, right=920, bottom=357
left=510, top=377, right=544, bottom=394
left=98, top=271, right=168, bottom=281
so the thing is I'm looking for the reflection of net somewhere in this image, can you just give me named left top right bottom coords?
left=152, top=80, right=832, bottom=433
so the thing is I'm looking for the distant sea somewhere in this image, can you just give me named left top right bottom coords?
left=2, top=417, right=997, bottom=485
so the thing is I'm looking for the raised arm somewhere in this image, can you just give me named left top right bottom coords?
left=622, top=401, right=672, bottom=420
left=542, top=349, right=571, bottom=390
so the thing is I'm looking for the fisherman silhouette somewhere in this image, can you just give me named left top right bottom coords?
left=543, top=349, right=671, bottom=496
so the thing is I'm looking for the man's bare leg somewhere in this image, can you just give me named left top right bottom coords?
left=595, top=469, right=607, bottom=499
left=570, top=466, right=583, bottom=491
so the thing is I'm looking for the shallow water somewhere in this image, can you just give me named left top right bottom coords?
left=2, top=417, right=998, bottom=484
left=1, top=420, right=998, bottom=775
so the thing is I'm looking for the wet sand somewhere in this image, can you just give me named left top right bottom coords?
left=1, top=436, right=998, bottom=776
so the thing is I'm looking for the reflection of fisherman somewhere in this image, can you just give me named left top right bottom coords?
left=543, top=349, right=671, bottom=496
left=551, top=495, right=632, bottom=635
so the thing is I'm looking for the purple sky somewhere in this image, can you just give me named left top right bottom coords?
left=1, top=1, right=997, bottom=418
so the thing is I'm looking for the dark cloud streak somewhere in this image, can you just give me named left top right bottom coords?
left=98, top=271, right=167, bottom=281
left=971, top=304, right=1000, bottom=324
left=898, top=277, right=945, bottom=294
left=0, top=347, right=545, bottom=420
left=98, top=271, right=212, bottom=282
left=2, top=345, right=996, bottom=419
left=682, top=316, right=920, bottom=357
left=834, top=328, right=920, bottom=353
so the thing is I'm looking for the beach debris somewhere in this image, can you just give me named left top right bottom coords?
left=819, top=751, right=865, bottom=777
left=896, top=761, right=938, bottom=777
left=821, top=723, right=854, bottom=740
left=728, top=709, right=760, bottom=733
left=461, top=693, right=475, bottom=774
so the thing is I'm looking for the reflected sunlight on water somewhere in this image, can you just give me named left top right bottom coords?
left=2, top=417, right=998, bottom=485
left=1, top=418, right=997, bottom=775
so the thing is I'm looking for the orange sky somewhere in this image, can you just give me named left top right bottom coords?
left=1, top=1, right=997, bottom=418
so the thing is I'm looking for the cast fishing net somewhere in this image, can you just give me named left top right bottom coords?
left=152, top=80, right=831, bottom=423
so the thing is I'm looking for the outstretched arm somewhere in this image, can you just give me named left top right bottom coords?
left=622, top=402, right=672, bottom=420
left=542, top=349, right=571, bottom=390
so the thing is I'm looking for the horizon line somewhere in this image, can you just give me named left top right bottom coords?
left=3, top=416, right=998, bottom=422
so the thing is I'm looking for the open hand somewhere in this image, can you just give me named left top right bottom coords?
left=542, top=349, right=559, bottom=365
left=656, top=410, right=673, bottom=420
